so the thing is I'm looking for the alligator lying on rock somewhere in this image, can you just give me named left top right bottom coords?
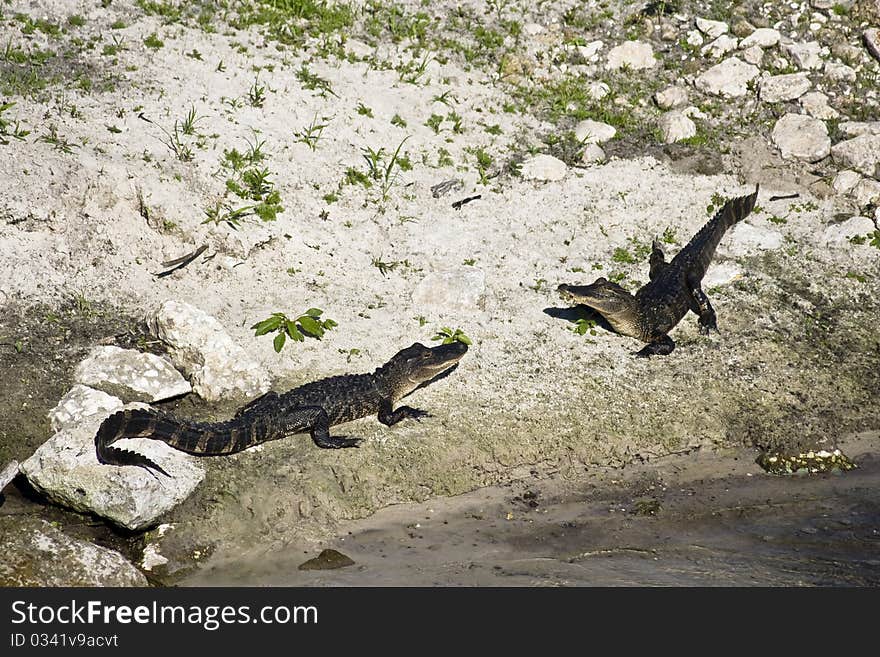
left=558, top=185, right=759, bottom=357
left=95, top=341, right=468, bottom=475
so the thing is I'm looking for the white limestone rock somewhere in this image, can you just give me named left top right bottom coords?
left=148, top=300, right=270, bottom=402
left=520, top=154, right=568, bottom=182
left=696, top=17, right=729, bottom=39
left=694, top=57, right=760, bottom=97
left=839, top=121, right=880, bottom=137
left=654, top=85, right=689, bottom=110
left=74, top=345, right=191, bottom=403
left=852, top=179, right=880, bottom=207
left=831, top=134, right=880, bottom=177
left=864, top=28, right=880, bottom=64
left=411, top=266, right=486, bottom=311
left=824, top=61, right=856, bottom=82
left=0, top=516, right=148, bottom=586
left=703, top=262, right=743, bottom=288
left=832, top=170, right=861, bottom=194
left=742, top=45, right=765, bottom=65
left=581, top=144, right=606, bottom=164
left=782, top=41, right=825, bottom=70
left=20, top=405, right=205, bottom=531
left=587, top=81, right=611, bottom=101
left=759, top=73, right=812, bottom=102
left=0, top=460, right=18, bottom=492
left=771, top=114, right=831, bottom=162
left=574, top=119, right=616, bottom=144
left=701, top=34, right=739, bottom=58
left=800, top=91, right=839, bottom=119
left=48, top=384, right=123, bottom=433
left=725, top=223, right=784, bottom=255
left=740, top=28, right=781, bottom=48
left=821, top=216, right=876, bottom=246
left=606, top=40, right=656, bottom=70
left=657, top=111, right=697, bottom=143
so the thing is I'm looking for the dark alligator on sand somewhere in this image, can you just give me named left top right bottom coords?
left=95, top=341, right=468, bottom=475
left=558, top=185, right=759, bottom=357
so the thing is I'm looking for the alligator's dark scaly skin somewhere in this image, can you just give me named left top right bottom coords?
left=558, top=185, right=759, bottom=357
left=95, top=341, right=468, bottom=475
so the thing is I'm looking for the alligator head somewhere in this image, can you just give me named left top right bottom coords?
left=376, top=341, right=469, bottom=400
left=558, top=279, right=639, bottom=336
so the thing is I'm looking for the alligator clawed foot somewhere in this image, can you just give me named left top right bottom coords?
left=315, top=435, right=362, bottom=449
left=410, top=409, right=432, bottom=422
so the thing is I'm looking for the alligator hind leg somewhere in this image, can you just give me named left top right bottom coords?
left=688, top=283, right=718, bottom=335
left=378, top=399, right=430, bottom=426
left=293, top=406, right=362, bottom=449
left=634, top=335, right=675, bottom=358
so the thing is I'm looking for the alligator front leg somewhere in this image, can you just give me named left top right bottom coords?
left=649, top=240, right=670, bottom=281
left=378, top=399, right=430, bottom=426
left=634, top=335, right=675, bottom=358
left=689, top=285, right=718, bottom=335
left=288, top=406, right=361, bottom=449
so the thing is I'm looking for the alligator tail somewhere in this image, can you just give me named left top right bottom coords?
left=95, top=408, right=282, bottom=476
left=676, top=184, right=760, bottom=279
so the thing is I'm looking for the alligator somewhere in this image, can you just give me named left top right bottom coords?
left=558, top=185, right=759, bottom=357
left=95, top=341, right=468, bottom=476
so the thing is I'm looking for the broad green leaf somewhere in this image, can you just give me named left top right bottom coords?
left=273, top=331, right=286, bottom=352
left=298, top=315, right=324, bottom=338
left=289, top=325, right=305, bottom=341
left=456, top=333, right=473, bottom=345
left=323, top=318, right=338, bottom=329
left=252, top=316, right=283, bottom=335
left=305, top=308, right=323, bottom=317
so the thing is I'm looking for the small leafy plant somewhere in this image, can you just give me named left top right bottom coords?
left=252, top=309, right=338, bottom=352
left=431, top=327, right=472, bottom=346
left=572, top=318, right=597, bottom=336
left=294, top=112, right=326, bottom=151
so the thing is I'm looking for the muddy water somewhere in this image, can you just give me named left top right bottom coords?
left=183, top=432, right=880, bottom=587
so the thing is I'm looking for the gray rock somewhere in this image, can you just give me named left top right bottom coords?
left=771, top=114, right=831, bottom=162
left=696, top=17, right=729, bottom=39
left=740, top=28, right=781, bottom=48
left=149, top=300, right=270, bottom=402
left=574, top=119, right=616, bottom=144
left=831, top=134, right=880, bottom=176
left=411, top=266, right=486, bottom=310
left=821, top=216, right=876, bottom=246
left=831, top=42, right=863, bottom=65
left=759, top=73, right=812, bottom=102
left=864, top=28, right=880, bottom=64
left=0, top=516, right=147, bottom=586
left=840, top=121, right=880, bottom=137
left=800, top=91, right=839, bottom=120
left=701, top=34, right=739, bottom=58
left=20, top=405, right=205, bottom=530
left=0, top=460, right=18, bottom=492
left=519, top=154, right=567, bottom=182
left=832, top=170, right=862, bottom=194
left=694, top=57, right=760, bottom=97
left=654, top=85, right=689, bottom=109
left=657, top=111, right=697, bottom=143
left=49, top=384, right=123, bottom=432
left=74, top=345, right=191, bottom=403
left=824, top=61, right=857, bottom=82
left=852, top=179, right=880, bottom=206
left=606, top=40, right=656, bottom=70
left=782, top=41, right=825, bottom=70
left=742, top=45, right=765, bottom=65
left=725, top=223, right=784, bottom=255
left=581, top=144, right=607, bottom=164
left=576, top=40, right=604, bottom=62
left=810, top=0, right=836, bottom=8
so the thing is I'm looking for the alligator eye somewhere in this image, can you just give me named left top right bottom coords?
left=422, top=351, right=432, bottom=359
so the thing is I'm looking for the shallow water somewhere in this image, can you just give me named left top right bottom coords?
left=184, top=432, right=880, bottom=587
